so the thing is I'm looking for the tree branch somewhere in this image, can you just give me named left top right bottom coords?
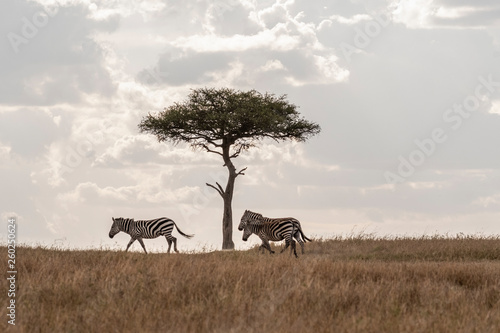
left=201, top=144, right=223, bottom=156
left=236, top=167, right=247, bottom=177
left=229, top=141, right=255, bottom=159
left=205, top=139, right=222, bottom=148
left=206, top=182, right=225, bottom=197
left=216, top=182, right=224, bottom=194
left=229, top=145, right=244, bottom=159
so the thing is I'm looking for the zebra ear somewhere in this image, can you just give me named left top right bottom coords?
left=112, top=217, right=115, bottom=222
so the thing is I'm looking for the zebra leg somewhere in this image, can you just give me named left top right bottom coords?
left=137, top=238, right=148, bottom=254
left=172, top=236, right=178, bottom=253
left=299, top=240, right=305, bottom=254
left=259, top=243, right=272, bottom=253
left=294, top=233, right=305, bottom=254
left=280, top=239, right=290, bottom=253
left=262, top=239, right=275, bottom=254
left=291, top=240, right=298, bottom=258
left=165, top=235, right=178, bottom=253
left=125, top=238, right=136, bottom=252
left=165, top=237, right=173, bottom=253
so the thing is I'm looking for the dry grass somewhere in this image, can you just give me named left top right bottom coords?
left=2, top=235, right=500, bottom=332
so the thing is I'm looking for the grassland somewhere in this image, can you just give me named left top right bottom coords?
left=2, top=235, right=500, bottom=332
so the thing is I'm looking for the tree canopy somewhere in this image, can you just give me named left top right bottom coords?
left=138, top=87, right=321, bottom=154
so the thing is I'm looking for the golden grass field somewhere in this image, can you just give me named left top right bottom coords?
left=2, top=235, right=500, bottom=332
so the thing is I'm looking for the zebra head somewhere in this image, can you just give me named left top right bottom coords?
left=109, top=217, right=121, bottom=238
left=238, top=210, right=254, bottom=231
left=241, top=224, right=254, bottom=241
left=239, top=210, right=263, bottom=241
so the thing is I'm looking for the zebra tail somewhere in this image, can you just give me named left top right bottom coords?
left=173, top=222, right=194, bottom=239
left=300, top=228, right=312, bottom=242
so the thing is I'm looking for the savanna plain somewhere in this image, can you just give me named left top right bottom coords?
left=2, top=235, right=500, bottom=333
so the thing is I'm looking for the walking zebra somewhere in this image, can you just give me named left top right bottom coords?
left=109, top=217, right=193, bottom=254
left=238, top=210, right=312, bottom=258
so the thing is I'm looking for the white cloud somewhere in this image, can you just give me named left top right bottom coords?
left=390, top=0, right=436, bottom=29
left=0, top=142, right=12, bottom=161
left=144, top=22, right=349, bottom=87
left=0, top=0, right=118, bottom=105
left=257, top=1, right=289, bottom=29
left=34, top=0, right=167, bottom=20
left=94, top=133, right=220, bottom=168
left=260, top=59, right=286, bottom=71
left=489, top=100, right=500, bottom=115
left=390, top=0, right=500, bottom=29
left=434, top=6, right=476, bottom=20
left=473, top=194, right=500, bottom=208
left=326, top=14, right=373, bottom=25
left=58, top=182, right=133, bottom=203
left=288, top=53, right=348, bottom=85
left=122, top=0, right=350, bottom=88
left=56, top=175, right=204, bottom=208
left=170, top=28, right=301, bottom=53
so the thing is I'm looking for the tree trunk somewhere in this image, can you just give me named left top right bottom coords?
left=221, top=142, right=236, bottom=250
left=221, top=179, right=235, bottom=250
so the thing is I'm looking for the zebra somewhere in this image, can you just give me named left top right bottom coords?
left=238, top=210, right=312, bottom=258
left=109, top=217, right=193, bottom=254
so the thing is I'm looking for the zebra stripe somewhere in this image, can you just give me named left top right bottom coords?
left=109, top=217, right=193, bottom=254
left=238, top=210, right=311, bottom=258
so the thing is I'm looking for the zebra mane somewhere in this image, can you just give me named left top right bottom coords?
left=114, top=217, right=134, bottom=224
left=245, top=210, right=265, bottom=225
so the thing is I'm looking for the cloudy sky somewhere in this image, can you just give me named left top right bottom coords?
left=2, top=0, right=500, bottom=252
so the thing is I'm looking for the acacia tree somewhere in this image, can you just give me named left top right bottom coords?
left=138, top=87, right=320, bottom=250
